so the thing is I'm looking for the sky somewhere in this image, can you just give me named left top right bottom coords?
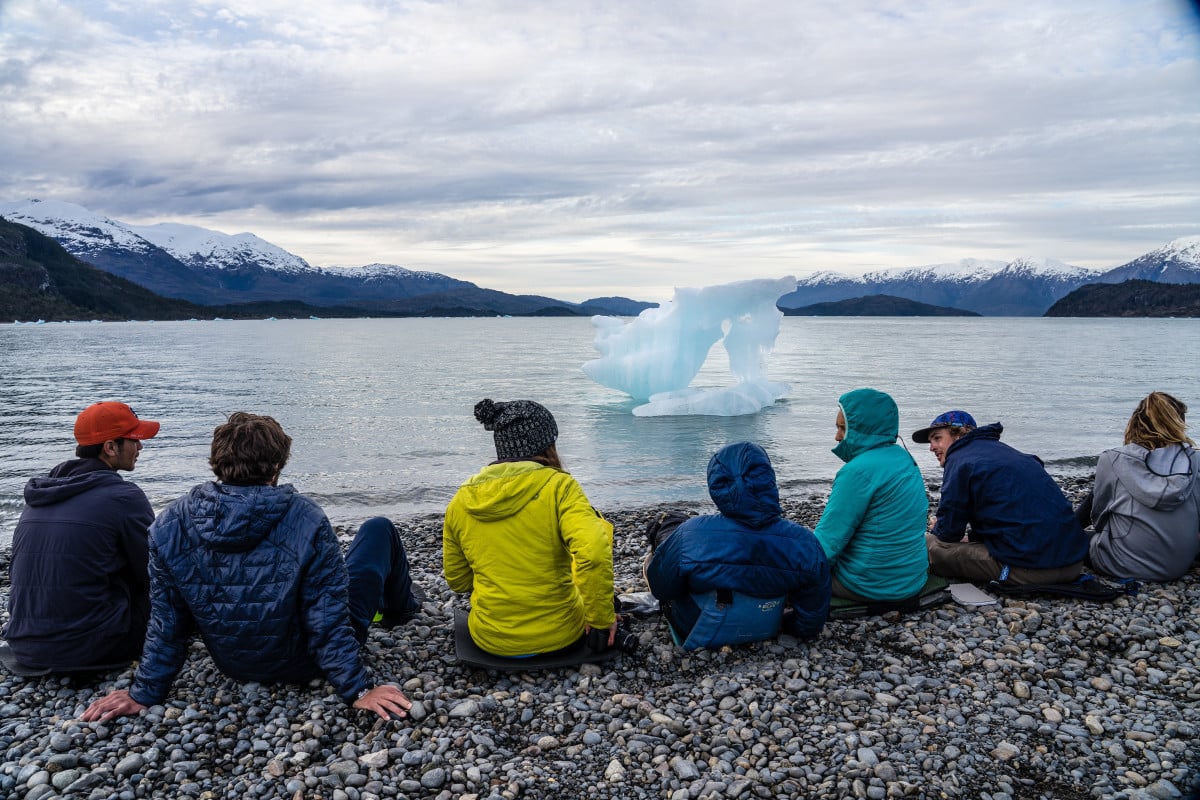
left=1, top=1, right=1198, bottom=302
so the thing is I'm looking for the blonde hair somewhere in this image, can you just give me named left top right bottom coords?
left=1123, top=392, right=1192, bottom=450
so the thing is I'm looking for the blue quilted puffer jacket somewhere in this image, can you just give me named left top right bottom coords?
left=646, top=442, right=831, bottom=640
left=129, top=482, right=369, bottom=706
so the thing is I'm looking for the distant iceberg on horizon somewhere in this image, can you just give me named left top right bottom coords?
left=582, top=276, right=795, bottom=417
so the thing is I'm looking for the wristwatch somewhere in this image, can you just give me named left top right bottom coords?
left=355, top=687, right=371, bottom=702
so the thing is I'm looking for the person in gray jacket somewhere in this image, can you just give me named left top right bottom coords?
left=1081, top=392, right=1200, bottom=581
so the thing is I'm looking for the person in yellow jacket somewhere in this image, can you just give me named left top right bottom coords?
left=443, top=398, right=617, bottom=657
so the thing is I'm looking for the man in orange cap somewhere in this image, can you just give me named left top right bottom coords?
left=2, top=402, right=160, bottom=670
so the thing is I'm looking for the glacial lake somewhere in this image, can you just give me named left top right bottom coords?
left=2, top=316, right=1198, bottom=546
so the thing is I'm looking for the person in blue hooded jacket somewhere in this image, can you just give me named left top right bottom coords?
left=82, top=412, right=420, bottom=722
left=645, top=442, right=830, bottom=649
left=813, top=388, right=930, bottom=601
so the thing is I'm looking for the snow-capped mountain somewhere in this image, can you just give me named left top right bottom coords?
left=0, top=198, right=476, bottom=307
left=781, top=256, right=1114, bottom=316
left=129, top=222, right=313, bottom=274
left=1097, top=236, right=1200, bottom=285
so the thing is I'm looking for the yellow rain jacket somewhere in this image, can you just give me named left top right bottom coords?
left=443, top=461, right=615, bottom=656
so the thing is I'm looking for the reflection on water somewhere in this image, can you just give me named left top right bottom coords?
left=3, top=316, right=1198, bottom=545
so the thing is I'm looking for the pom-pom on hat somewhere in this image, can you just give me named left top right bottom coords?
left=74, top=402, right=160, bottom=446
left=911, top=410, right=976, bottom=444
left=474, top=399, right=558, bottom=460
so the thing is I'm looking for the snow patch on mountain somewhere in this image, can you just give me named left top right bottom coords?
left=0, top=198, right=153, bottom=253
left=1146, top=236, right=1200, bottom=266
left=129, top=222, right=312, bottom=274
left=1001, top=257, right=1101, bottom=280
left=329, top=263, right=460, bottom=282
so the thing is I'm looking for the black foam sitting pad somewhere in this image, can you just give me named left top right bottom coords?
left=829, top=574, right=952, bottom=619
left=0, top=643, right=131, bottom=677
left=452, top=610, right=619, bottom=670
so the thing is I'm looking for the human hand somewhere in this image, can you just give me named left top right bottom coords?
left=353, top=685, right=412, bottom=720
left=585, top=621, right=619, bottom=648
left=81, top=689, right=147, bottom=722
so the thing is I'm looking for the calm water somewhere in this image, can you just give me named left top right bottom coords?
left=3, top=317, right=1198, bottom=545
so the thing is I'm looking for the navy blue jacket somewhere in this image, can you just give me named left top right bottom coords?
left=931, top=423, right=1088, bottom=569
left=645, top=442, right=830, bottom=639
left=2, top=459, right=151, bottom=668
left=129, top=482, right=369, bottom=706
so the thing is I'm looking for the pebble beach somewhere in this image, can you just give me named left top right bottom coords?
left=1, top=479, right=1198, bottom=800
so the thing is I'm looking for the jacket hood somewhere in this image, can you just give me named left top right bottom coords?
left=183, top=481, right=297, bottom=553
left=458, top=462, right=560, bottom=522
left=832, top=388, right=900, bottom=463
left=1107, top=443, right=1198, bottom=511
left=706, top=442, right=782, bottom=528
left=24, top=459, right=122, bottom=507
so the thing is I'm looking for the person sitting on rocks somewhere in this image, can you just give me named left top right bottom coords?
left=644, top=442, right=830, bottom=649
left=3, top=401, right=159, bottom=671
left=813, top=388, right=930, bottom=602
left=915, top=410, right=1088, bottom=585
left=82, top=412, right=420, bottom=722
left=1079, top=391, right=1200, bottom=581
left=443, top=399, right=617, bottom=656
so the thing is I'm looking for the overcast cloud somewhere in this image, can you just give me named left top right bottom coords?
left=1, top=0, right=1198, bottom=300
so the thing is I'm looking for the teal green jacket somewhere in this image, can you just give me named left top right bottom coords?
left=814, top=388, right=929, bottom=601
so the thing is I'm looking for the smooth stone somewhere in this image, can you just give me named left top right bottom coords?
left=116, top=754, right=146, bottom=777
left=420, top=768, right=446, bottom=789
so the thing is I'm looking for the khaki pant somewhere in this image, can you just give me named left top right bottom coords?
left=926, top=534, right=1082, bottom=585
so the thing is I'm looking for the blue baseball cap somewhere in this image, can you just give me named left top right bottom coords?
left=912, top=410, right=977, bottom=443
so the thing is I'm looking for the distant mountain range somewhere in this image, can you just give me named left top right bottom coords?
left=3, top=198, right=1199, bottom=318
left=0, top=218, right=420, bottom=322
left=777, top=239, right=1200, bottom=316
left=0, top=199, right=656, bottom=318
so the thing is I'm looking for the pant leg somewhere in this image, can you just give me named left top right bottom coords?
left=1074, top=490, right=1094, bottom=529
left=928, top=535, right=1083, bottom=585
left=1006, top=561, right=1083, bottom=585
left=926, top=534, right=1004, bottom=582
left=87, top=586, right=151, bottom=666
left=344, top=516, right=418, bottom=644
left=831, top=574, right=875, bottom=602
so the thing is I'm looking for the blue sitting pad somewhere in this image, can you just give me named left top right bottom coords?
left=667, top=591, right=788, bottom=651
left=0, top=643, right=131, bottom=677
left=828, top=574, right=952, bottom=619
left=452, top=610, right=619, bottom=670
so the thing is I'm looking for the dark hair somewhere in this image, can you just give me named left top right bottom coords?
left=75, top=438, right=129, bottom=459
left=528, top=443, right=564, bottom=471
left=209, top=412, right=292, bottom=485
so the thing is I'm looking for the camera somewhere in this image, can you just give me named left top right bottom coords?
left=586, top=622, right=640, bottom=654
left=612, top=623, right=639, bottom=654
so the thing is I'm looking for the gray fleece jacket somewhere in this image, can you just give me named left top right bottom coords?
left=1088, top=443, right=1200, bottom=581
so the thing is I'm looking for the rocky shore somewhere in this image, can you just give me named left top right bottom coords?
left=1, top=480, right=1197, bottom=800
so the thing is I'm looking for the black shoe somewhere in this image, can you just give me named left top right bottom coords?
left=377, top=585, right=426, bottom=628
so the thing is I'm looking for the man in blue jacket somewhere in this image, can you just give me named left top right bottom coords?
left=3, top=401, right=159, bottom=670
left=82, top=412, right=419, bottom=722
left=915, top=410, right=1087, bottom=585
left=645, top=442, right=830, bottom=649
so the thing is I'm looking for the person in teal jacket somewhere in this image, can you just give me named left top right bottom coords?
left=813, top=388, right=929, bottom=601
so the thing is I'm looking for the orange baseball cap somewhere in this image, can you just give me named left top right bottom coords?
left=74, top=402, right=161, bottom=446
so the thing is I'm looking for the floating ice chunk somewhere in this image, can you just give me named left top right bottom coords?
left=583, top=276, right=796, bottom=416
left=632, top=380, right=792, bottom=417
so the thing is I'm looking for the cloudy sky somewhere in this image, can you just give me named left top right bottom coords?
left=2, top=1, right=1198, bottom=301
